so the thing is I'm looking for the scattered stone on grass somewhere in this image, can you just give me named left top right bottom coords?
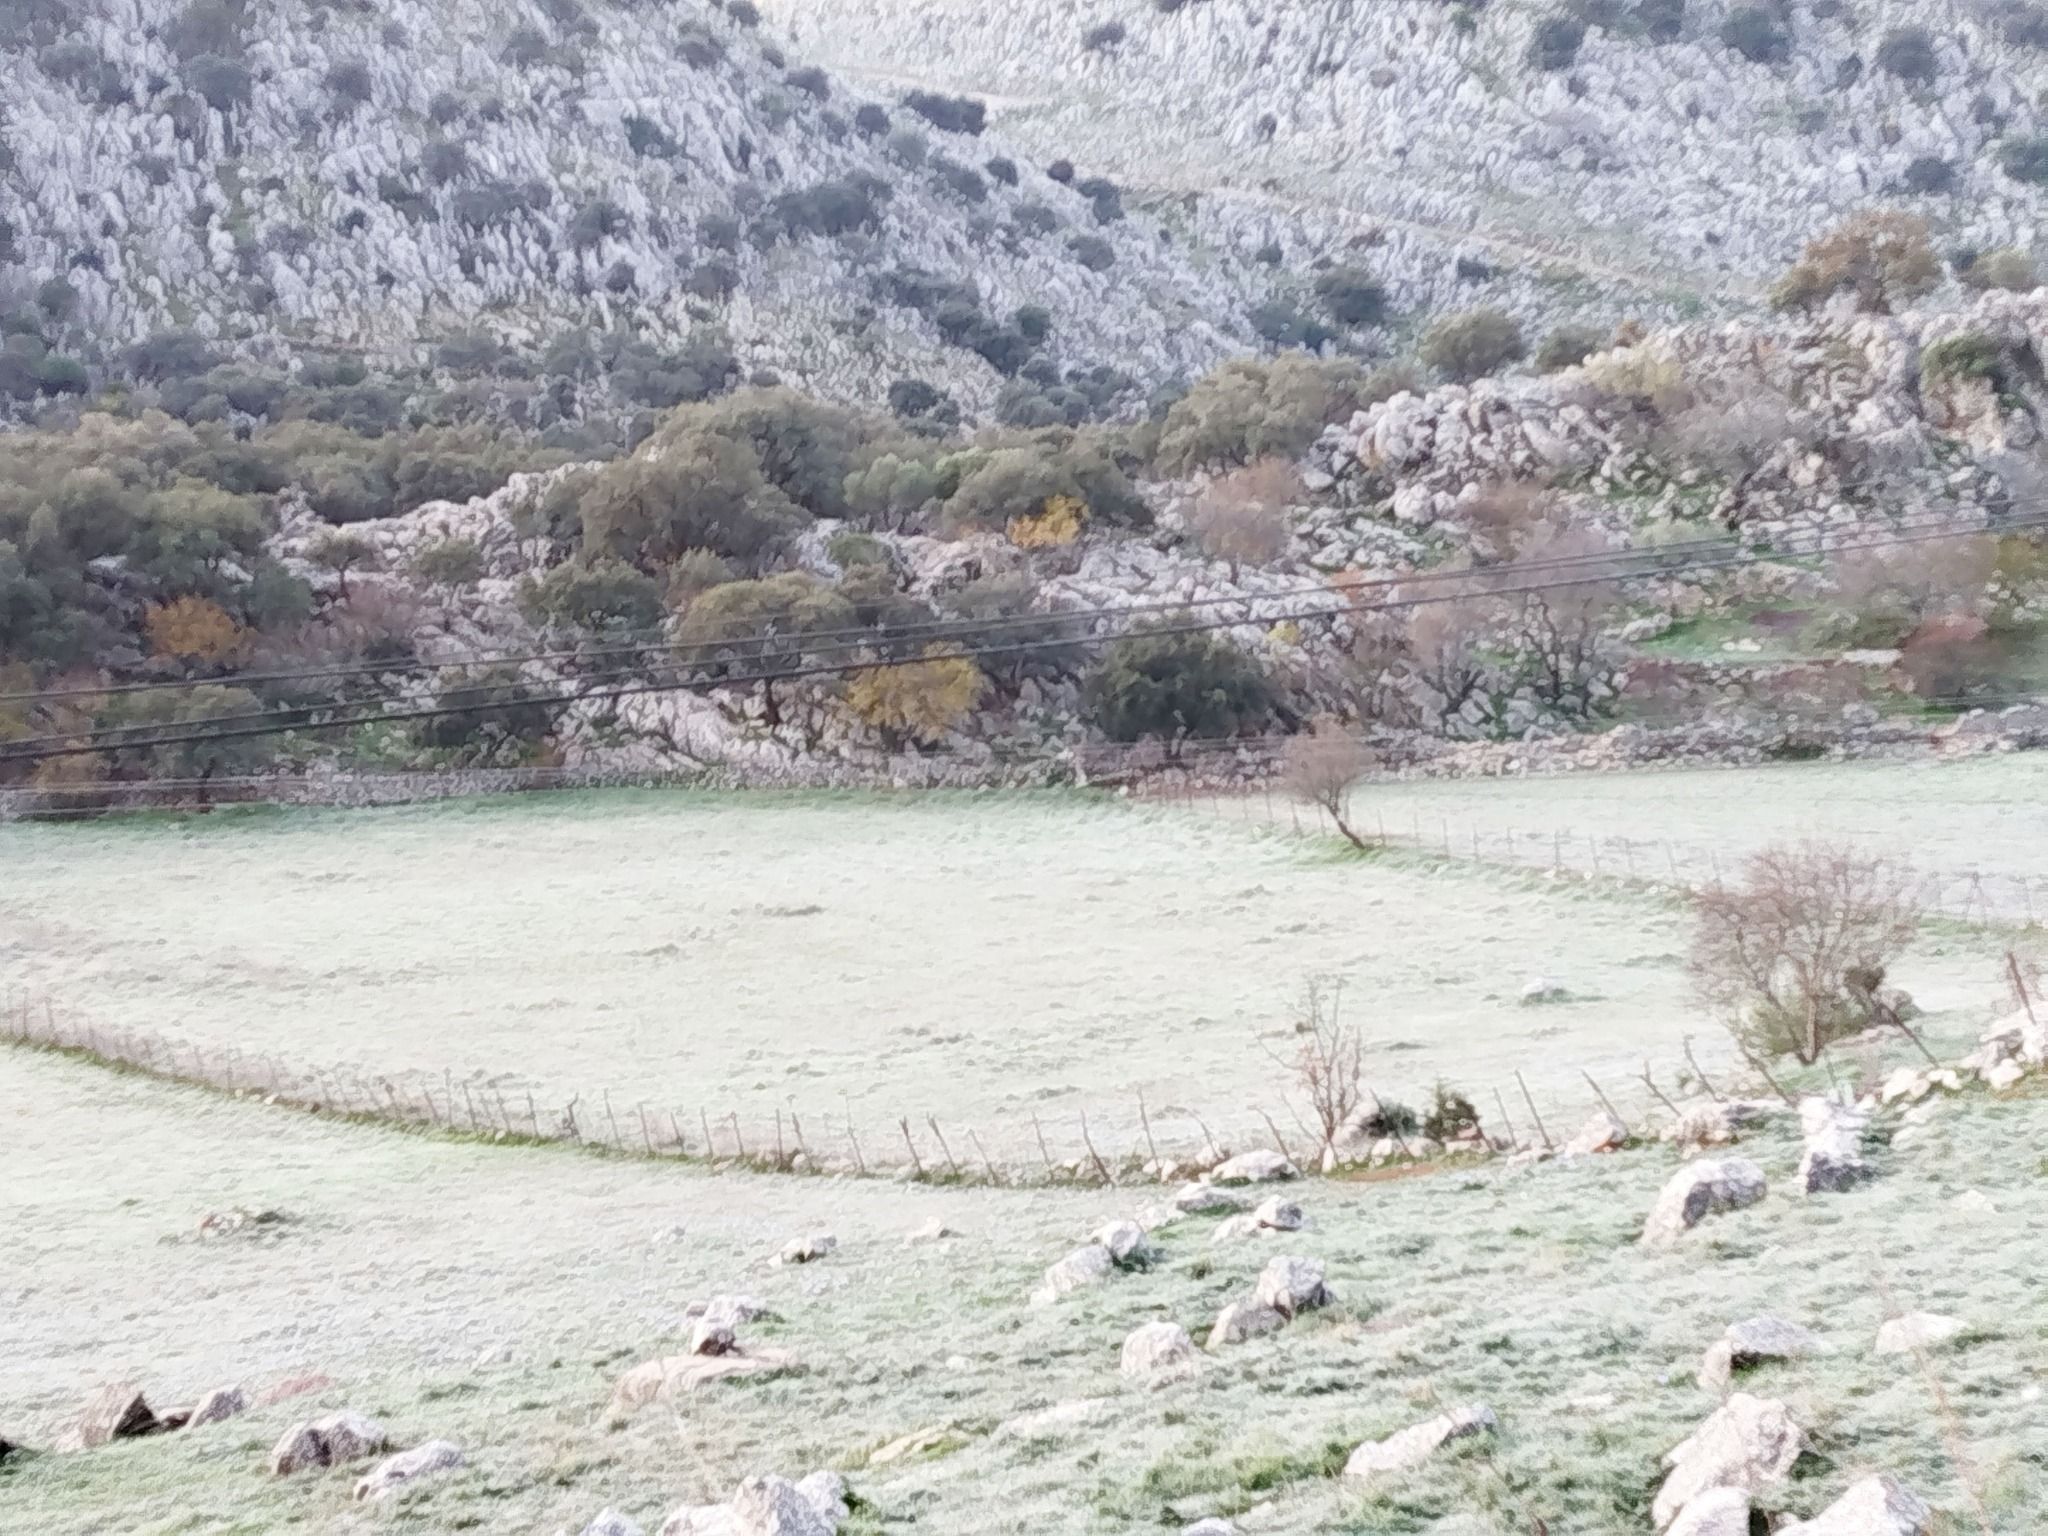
left=1520, top=976, right=1569, bottom=1004
left=1652, top=1393, right=1803, bottom=1529
left=1698, top=1317, right=1824, bottom=1392
left=70, top=1385, right=159, bottom=1449
left=660, top=1472, right=845, bottom=1536
left=1206, top=1299, right=1288, bottom=1348
left=1663, top=1099, right=1777, bottom=1155
left=687, top=1295, right=775, bottom=1330
left=1641, top=1157, right=1767, bottom=1245
left=1173, top=1182, right=1246, bottom=1215
left=1031, top=1243, right=1115, bottom=1305
left=1252, top=1255, right=1332, bottom=1317
left=0, top=1433, right=22, bottom=1465
left=1666, top=1487, right=1751, bottom=1536
left=776, top=1233, right=837, bottom=1266
left=1208, top=1150, right=1297, bottom=1185
left=1342, top=1404, right=1497, bottom=1479
left=1120, top=1322, right=1199, bottom=1381
left=1092, top=1220, right=1153, bottom=1266
left=1778, top=1475, right=1933, bottom=1535
left=905, top=1219, right=955, bottom=1244
left=609, top=1350, right=798, bottom=1423
left=1212, top=1198, right=1306, bottom=1243
left=579, top=1512, right=645, bottom=1536
left=185, top=1386, right=248, bottom=1429
left=270, top=1411, right=390, bottom=1475
left=1562, top=1110, right=1629, bottom=1157
left=992, top=1398, right=1112, bottom=1439
left=1985, top=1059, right=2026, bottom=1091
left=355, top=1439, right=464, bottom=1501
left=1798, top=1097, right=1872, bottom=1194
left=1873, top=1312, right=1964, bottom=1356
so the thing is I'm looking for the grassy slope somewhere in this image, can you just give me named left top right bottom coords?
left=3, top=1048, right=2043, bottom=1536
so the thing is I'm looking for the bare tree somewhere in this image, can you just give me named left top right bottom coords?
left=1404, top=596, right=1497, bottom=727
left=1187, top=458, right=1298, bottom=579
left=1265, top=977, right=1364, bottom=1157
left=1283, top=717, right=1373, bottom=849
left=1689, top=841, right=1925, bottom=1066
left=1504, top=523, right=1622, bottom=718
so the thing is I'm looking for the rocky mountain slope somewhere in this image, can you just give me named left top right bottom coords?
left=0, top=0, right=1271, bottom=414
left=762, top=0, right=2048, bottom=332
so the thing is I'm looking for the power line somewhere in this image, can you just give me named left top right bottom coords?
left=2, top=460, right=2023, bottom=708
left=5, top=509, right=2040, bottom=767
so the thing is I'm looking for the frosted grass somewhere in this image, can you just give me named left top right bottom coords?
left=0, top=787, right=2010, bottom=1162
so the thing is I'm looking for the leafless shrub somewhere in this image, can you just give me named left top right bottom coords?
left=1283, top=717, right=1373, bottom=848
left=1503, top=522, right=1622, bottom=717
left=1187, top=458, right=1298, bottom=578
left=1660, top=392, right=1799, bottom=489
left=1266, top=977, right=1363, bottom=1156
left=1456, top=480, right=1556, bottom=563
left=1405, top=595, right=1497, bottom=725
left=1689, top=840, right=1924, bottom=1065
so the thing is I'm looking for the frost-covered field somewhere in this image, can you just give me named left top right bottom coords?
left=0, top=790, right=2011, bottom=1164
left=1359, top=756, right=2048, bottom=916
left=4, top=1047, right=2043, bottom=1535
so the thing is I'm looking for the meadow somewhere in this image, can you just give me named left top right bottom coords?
left=0, top=782, right=2020, bottom=1170
left=3, top=1042, right=2041, bottom=1535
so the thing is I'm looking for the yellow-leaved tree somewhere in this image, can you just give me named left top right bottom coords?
left=846, top=647, right=987, bottom=746
left=144, top=596, right=244, bottom=662
left=1006, top=493, right=1086, bottom=550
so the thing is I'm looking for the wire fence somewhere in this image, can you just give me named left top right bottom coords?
left=1, top=991, right=1750, bottom=1184
left=1162, top=783, right=2048, bottom=930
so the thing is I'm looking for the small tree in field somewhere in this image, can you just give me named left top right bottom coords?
left=1267, top=976, right=1364, bottom=1158
left=1284, top=718, right=1373, bottom=848
left=1187, top=459, right=1297, bottom=578
left=1689, top=841, right=1923, bottom=1065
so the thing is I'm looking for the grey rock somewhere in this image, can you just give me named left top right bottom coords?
left=1092, top=1220, right=1152, bottom=1266
left=1652, top=1394, right=1804, bottom=1529
left=184, top=1386, right=248, bottom=1430
left=71, top=1385, right=158, bottom=1449
left=271, top=1411, right=390, bottom=1475
left=1206, top=1299, right=1288, bottom=1348
left=354, top=1440, right=464, bottom=1501
left=1209, top=1150, right=1298, bottom=1185
left=1698, top=1317, right=1825, bottom=1392
left=1561, top=1110, right=1629, bottom=1157
left=1172, top=1182, right=1246, bottom=1215
left=1343, top=1404, right=1497, bottom=1479
left=1031, top=1243, right=1115, bottom=1305
left=775, top=1233, right=837, bottom=1266
left=580, top=1513, right=647, bottom=1536
left=1873, top=1313, right=1964, bottom=1356
left=730, top=1473, right=837, bottom=1536
left=1666, top=1487, right=1751, bottom=1536
left=1120, top=1321, right=1199, bottom=1380
left=1642, top=1158, right=1768, bottom=1245
left=1251, top=1255, right=1332, bottom=1317
left=1777, top=1475, right=1933, bottom=1536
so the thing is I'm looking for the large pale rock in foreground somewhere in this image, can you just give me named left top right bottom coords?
left=1031, top=1244, right=1116, bottom=1305
left=1873, top=1313, right=1964, bottom=1356
left=1120, top=1322, right=1199, bottom=1381
left=355, top=1440, right=464, bottom=1501
left=1652, top=1394, right=1803, bottom=1528
left=271, top=1411, right=390, bottom=1475
left=1208, top=1150, right=1297, bottom=1185
left=1698, top=1317, right=1824, bottom=1392
left=1666, top=1487, right=1751, bottom=1536
left=1642, top=1158, right=1767, bottom=1245
left=1343, top=1405, right=1497, bottom=1479
left=1777, top=1475, right=1932, bottom=1535
left=1251, top=1256, right=1332, bottom=1317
